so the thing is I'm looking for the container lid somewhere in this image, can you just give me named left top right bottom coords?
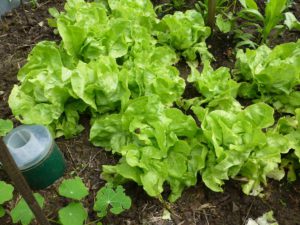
left=3, top=125, right=53, bottom=170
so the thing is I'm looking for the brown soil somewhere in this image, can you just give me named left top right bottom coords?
left=0, top=1, right=300, bottom=225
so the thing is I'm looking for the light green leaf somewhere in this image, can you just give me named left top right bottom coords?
left=284, top=12, right=300, bottom=31
left=188, top=62, right=240, bottom=111
left=234, top=41, right=300, bottom=114
left=48, top=7, right=60, bottom=18
left=242, top=103, right=274, bottom=128
left=0, top=181, right=14, bottom=204
left=94, top=184, right=131, bottom=217
left=238, top=9, right=264, bottom=22
left=11, top=193, right=44, bottom=225
left=59, top=202, right=87, bottom=225
left=216, top=14, right=232, bottom=33
left=57, top=20, right=87, bottom=57
left=95, top=95, right=201, bottom=201
left=263, top=0, right=287, bottom=41
left=198, top=100, right=286, bottom=194
left=239, top=0, right=258, bottom=9
left=0, top=119, right=13, bottom=137
left=58, top=177, right=89, bottom=200
left=0, top=205, right=5, bottom=218
left=157, top=10, right=211, bottom=61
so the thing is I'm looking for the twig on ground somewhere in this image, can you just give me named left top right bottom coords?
left=0, top=34, right=8, bottom=38
left=48, top=218, right=60, bottom=224
left=78, top=151, right=102, bottom=175
left=243, top=199, right=255, bottom=225
left=36, top=1, right=50, bottom=9
left=16, top=44, right=34, bottom=50
left=64, top=143, right=78, bottom=173
left=203, top=209, right=210, bottom=225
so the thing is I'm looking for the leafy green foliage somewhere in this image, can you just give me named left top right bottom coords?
left=58, top=202, right=87, bottom=225
left=187, top=62, right=240, bottom=111
left=6, top=0, right=300, bottom=207
left=237, top=0, right=288, bottom=43
left=196, top=102, right=289, bottom=194
left=10, top=193, right=44, bottom=225
left=172, top=0, right=185, bottom=9
left=272, top=109, right=300, bottom=163
left=0, top=181, right=14, bottom=204
left=0, top=181, right=13, bottom=218
left=9, top=0, right=211, bottom=138
left=91, top=95, right=205, bottom=202
left=216, top=14, right=233, bottom=33
left=58, top=177, right=89, bottom=200
left=234, top=40, right=300, bottom=114
left=239, top=0, right=258, bottom=9
left=184, top=40, right=300, bottom=194
left=0, top=119, right=13, bottom=136
left=0, top=206, right=5, bottom=218
left=57, top=176, right=130, bottom=224
left=157, top=10, right=212, bottom=61
left=284, top=12, right=300, bottom=31
left=195, top=0, right=236, bottom=23
left=263, top=0, right=287, bottom=41
left=94, top=184, right=131, bottom=217
left=213, top=0, right=292, bottom=48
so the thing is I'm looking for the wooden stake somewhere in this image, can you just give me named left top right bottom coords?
left=208, top=0, right=217, bottom=30
left=0, top=139, right=50, bottom=225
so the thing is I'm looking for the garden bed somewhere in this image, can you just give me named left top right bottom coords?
left=0, top=0, right=300, bottom=224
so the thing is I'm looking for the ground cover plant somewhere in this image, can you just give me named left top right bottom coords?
left=0, top=0, right=300, bottom=224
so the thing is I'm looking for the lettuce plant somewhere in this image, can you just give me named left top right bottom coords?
left=194, top=103, right=290, bottom=194
left=6, top=0, right=300, bottom=207
left=91, top=95, right=206, bottom=202
left=234, top=40, right=300, bottom=115
left=9, top=0, right=210, bottom=138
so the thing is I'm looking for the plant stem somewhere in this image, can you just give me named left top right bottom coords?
left=208, top=0, right=217, bottom=31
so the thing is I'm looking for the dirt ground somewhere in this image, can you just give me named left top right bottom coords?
left=0, top=1, right=300, bottom=225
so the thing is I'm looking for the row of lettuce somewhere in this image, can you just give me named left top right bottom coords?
left=8, top=0, right=300, bottom=202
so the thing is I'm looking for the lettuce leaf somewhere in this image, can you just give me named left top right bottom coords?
left=10, top=0, right=205, bottom=137
left=197, top=103, right=289, bottom=194
left=156, top=10, right=212, bottom=62
left=91, top=95, right=206, bottom=202
left=188, top=62, right=241, bottom=112
left=235, top=40, right=300, bottom=114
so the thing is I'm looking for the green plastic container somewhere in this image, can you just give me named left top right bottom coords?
left=3, top=125, right=66, bottom=190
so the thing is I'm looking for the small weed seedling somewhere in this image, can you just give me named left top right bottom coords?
left=0, top=177, right=131, bottom=225
left=237, top=0, right=289, bottom=43
left=58, top=177, right=131, bottom=225
left=213, top=0, right=294, bottom=48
